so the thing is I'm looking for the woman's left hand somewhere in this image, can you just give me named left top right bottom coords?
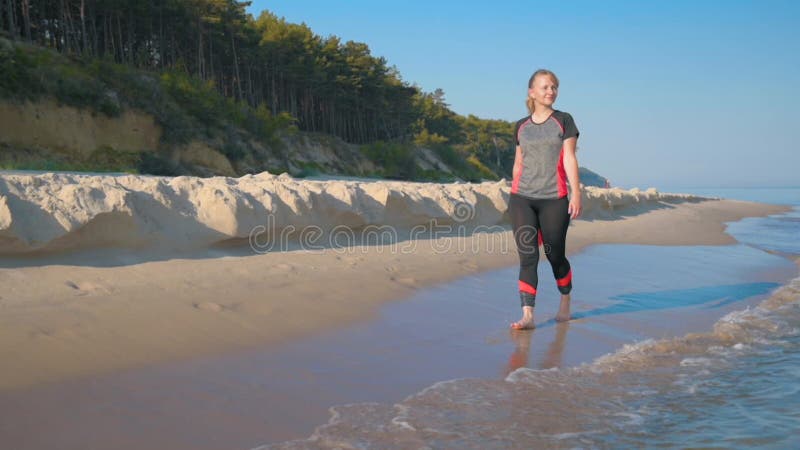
left=568, top=195, right=582, bottom=219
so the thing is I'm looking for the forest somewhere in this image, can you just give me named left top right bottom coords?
left=0, top=0, right=518, bottom=179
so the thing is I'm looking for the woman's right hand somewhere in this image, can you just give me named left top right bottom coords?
left=568, top=193, right=582, bottom=219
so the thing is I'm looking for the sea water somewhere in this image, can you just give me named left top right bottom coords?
left=259, top=187, right=800, bottom=449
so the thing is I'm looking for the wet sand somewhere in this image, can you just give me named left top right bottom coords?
left=0, top=202, right=797, bottom=449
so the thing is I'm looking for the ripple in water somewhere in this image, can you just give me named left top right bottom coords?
left=727, top=206, right=800, bottom=256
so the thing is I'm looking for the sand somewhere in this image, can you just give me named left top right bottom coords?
left=0, top=172, right=791, bottom=390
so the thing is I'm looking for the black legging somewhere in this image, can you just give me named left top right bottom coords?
left=508, top=193, right=573, bottom=307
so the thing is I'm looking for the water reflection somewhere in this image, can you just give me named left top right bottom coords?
left=504, top=322, right=571, bottom=377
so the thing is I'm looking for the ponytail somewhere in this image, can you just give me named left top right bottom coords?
left=526, top=97, right=536, bottom=115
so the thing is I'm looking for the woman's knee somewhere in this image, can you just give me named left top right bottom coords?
left=518, top=247, right=539, bottom=267
left=543, top=244, right=566, bottom=263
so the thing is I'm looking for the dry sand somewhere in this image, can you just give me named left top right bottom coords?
left=0, top=172, right=791, bottom=390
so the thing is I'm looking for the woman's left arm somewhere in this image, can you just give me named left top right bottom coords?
left=562, top=137, right=581, bottom=219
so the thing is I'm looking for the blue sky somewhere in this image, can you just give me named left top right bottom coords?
left=247, top=1, right=799, bottom=188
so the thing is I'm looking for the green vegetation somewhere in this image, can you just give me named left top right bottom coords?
left=0, top=1, right=521, bottom=182
left=0, top=40, right=292, bottom=149
left=0, top=39, right=121, bottom=116
left=293, top=161, right=326, bottom=178
left=0, top=143, right=179, bottom=175
left=359, top=141, right=418, bottom=180
left=409, top=91, right=515, bottom=181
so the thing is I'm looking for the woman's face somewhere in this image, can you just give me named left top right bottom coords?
left=528, top=74, right=558, bottom=109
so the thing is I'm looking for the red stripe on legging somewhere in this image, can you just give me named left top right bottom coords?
left=518, top=280, right=537, bottom=295
left=556, top=270, right=573, bottom=287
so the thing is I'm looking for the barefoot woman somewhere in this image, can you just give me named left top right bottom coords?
left=509, top=69, right=581, bottom=329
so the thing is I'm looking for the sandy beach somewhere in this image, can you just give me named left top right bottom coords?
left=0, top=174, right=797, bottom=449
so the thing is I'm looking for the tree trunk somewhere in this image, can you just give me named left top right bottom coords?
left=231, top=29, right=242, bottom=101
left=60, top=0, right=70, bottom=53
left=246, top=62, right=253, bottom=105
left=197, top=18, right=204, bottom=79
left=127, top=5, right=133, bottom=65
left=208, top=29, right=213, bottom=82
left=80, top=0, right=87, bottom=55
left=102, top=9, right=109, bottom=58
left=116, top=12, right=124, bottom=62
left=158, top=1, right=164, bottom=68
left=21, top=0, right=31, bottom=41
left=5, top=0, right=16, bottom=39
left=148, top=0, right=154, bottom=68
left=330, top=101, right=336, bottom=135
left=90, top=3, right=98, bottom=57
left=170, top=29, right=177, bottom=69
left=104, top=13, right=111, bottom=57
left=271, top=69, right=278, bottom=115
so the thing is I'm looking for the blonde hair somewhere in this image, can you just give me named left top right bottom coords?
left=526, top=69, right=560, bottom=115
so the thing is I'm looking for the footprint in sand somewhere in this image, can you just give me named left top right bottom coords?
left=193, top=301, right=225, bottom=312
left=193, top=301, right=241, bottom=312
left=391, top=276, right=418, bottom=287
left=457, top=258, right=479, bottom=271
left=29, top=328, right=55, bottom=339
left=338, top=255, right=364, bottom=268
left=64, top=280, right=112, bottom=296
left=271, top=263, right=297, bottom=274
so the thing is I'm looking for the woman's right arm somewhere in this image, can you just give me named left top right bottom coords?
left=512, top=145, right=522, bottom=181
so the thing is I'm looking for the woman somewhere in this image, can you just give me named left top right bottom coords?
left=509, top=69, right=581, bottom=330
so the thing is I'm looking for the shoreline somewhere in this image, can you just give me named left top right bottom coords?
left=0, top=197, right=791, bottom=391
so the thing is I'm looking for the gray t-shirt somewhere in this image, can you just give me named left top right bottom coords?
left=512, top=110, right=579, bottom=199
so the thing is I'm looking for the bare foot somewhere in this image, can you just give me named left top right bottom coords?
left=511, top=306, right=535, bottom=330
left=555, top=294, right=571, bottom=322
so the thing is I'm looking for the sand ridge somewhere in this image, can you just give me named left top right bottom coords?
left=0, top=171, right=703, bottom=255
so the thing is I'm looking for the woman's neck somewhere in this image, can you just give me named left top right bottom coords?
left=531, top=106, right=554, bottom=122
